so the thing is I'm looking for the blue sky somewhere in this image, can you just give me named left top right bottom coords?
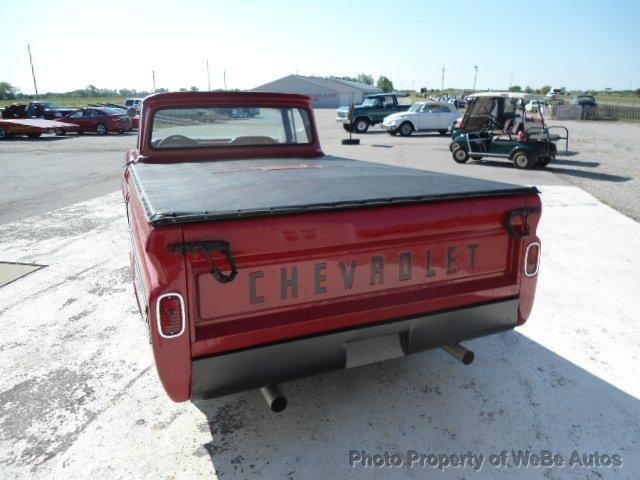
left=3, top=0, right=639, bottom=93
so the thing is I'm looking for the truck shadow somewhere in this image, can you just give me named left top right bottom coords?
left=193, top=331, right=639, bottom=478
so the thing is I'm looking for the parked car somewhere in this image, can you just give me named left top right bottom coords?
left=525, top=100, right=548, bottom=113
left=57, top=107, right=132, bottom=135
left=0, top=118, right=78, bottom=139
left=124, top=98, right=143, bottom=108
left=336, top=94, right=410, bottom=133
left=381, top=102, right=461, bottom=136
left=1, top=101, right=75, bottom=120
left=571, top=95, right=597, bottom=107
left=123, top=91, right=542, bottom=408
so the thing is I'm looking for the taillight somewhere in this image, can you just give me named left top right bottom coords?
left=524, top=242, right=540, bottom=277
left=156, top=293, right=185, bottom=338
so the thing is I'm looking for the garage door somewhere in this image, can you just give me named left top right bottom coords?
left=311, top=94, right=339, bottom=108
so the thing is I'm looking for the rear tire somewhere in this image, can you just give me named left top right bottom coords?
left=512, top=150, right=534, bottom=169
left=452, top=147, right=469, bottom=163
left=438, top=129, right=447, bottom=135
left=96, top=123, right=108, bottom=135
left=55, top=129, right=66, bottom=136
left=353, top=117, right=369, bottom=133
left=0, top=126, right=6, bottom=139
left=398, top=121, right=413, bottom=137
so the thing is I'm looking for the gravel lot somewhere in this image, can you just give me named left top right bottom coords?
left=0, top=111, right=637, bottom=225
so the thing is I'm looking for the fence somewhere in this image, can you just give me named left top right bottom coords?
left=549, top=104, right=640, bottom=121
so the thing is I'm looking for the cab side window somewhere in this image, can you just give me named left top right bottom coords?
left=382, top=96, right=395, bottom=108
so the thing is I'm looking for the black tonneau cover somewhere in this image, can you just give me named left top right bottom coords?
left=130, top=156, right=538, bottom=226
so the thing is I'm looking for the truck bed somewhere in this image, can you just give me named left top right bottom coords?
left=129, top=156, right=538, bottom=226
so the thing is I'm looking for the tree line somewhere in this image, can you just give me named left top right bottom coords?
left=0, top=82, right=153, bottom=100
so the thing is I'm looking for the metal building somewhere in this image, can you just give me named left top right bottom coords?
left=252, top=75, right=382, bottom=108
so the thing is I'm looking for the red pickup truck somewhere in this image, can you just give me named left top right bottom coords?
left=123, top=92, right=541, bottom=411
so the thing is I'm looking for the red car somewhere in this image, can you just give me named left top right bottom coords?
left=58, top=107, right=132, bottom=135
left=123, top=92, right=541, bottom=411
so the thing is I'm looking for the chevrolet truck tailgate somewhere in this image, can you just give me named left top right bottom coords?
left=130, top=157, right=538, bottom=357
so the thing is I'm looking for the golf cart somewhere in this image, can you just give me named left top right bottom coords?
left=450, top=92, right=568, bottom=169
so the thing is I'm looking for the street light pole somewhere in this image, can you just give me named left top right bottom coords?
left=152, top=70, right=156, bottom=93
left=472, top=65, right=478, bottom=92
left=206, top=60, right=211, bottom=91
left=441, top=65, right=445, bottom=92
left=27, top=43, right=39, bottom=99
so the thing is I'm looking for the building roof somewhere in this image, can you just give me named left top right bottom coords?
left=329, top=77, right=381, bottom=92
left=253, top=75, right=382, bottom=94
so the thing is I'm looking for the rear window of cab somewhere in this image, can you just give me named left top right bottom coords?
left=150, top=106, right=313, bottom=149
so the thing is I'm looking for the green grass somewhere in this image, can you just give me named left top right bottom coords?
left=0, top=96, right=127, bottom=108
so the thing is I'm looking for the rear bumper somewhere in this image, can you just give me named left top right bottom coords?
left=191, top=298, right=518, bottom=400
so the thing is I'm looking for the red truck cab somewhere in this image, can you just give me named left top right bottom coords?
left=122, top=92, right=541, bottom=409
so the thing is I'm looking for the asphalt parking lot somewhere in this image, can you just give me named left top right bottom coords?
left=1, top=110, right=638, bottom=226
left=0, top=110, right=639, bottom=479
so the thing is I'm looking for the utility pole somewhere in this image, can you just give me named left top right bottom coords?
left=223, top=71, right=227, bottom=90
left=472, top=65, right=478, bottom=92
left=27, top=43, right=39, bottom=99
left=152, top=70, right=156, bottom=93
left=206, top=60, right=211, bottom=91
left=441, top=65, right=445, bottom=92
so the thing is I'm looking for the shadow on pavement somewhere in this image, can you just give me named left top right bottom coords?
left=474, top=160, right=631, bottom=182
left=193, top=331, right=638, bottom=478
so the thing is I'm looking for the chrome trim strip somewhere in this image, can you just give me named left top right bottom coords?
left=524, top=241, right=541, bottom=277
left=156, top=293, right=186, bottom=339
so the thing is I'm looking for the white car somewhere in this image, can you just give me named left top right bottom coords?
left=381, top=102, right=462, bottom=136
left=525, top=100, right=548, bottom=113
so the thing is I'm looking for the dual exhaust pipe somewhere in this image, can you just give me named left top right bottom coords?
left=258, top=344, right=473, bottom=412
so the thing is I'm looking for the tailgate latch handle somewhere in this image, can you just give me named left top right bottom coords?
left=170, top=241, right=238, bottom=284
left=505, top=207, right=540, bottom=239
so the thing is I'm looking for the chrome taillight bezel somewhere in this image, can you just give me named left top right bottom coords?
left=524, top=241, right=541, bottom=277
left=156, top=293, right=186, bottom=339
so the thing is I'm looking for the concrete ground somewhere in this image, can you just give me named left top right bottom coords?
left=0, top=110, right=639, bottom=479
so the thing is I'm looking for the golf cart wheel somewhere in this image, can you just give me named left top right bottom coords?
left=342, top=124, right=354, bottom=133
left=452, top=147, right=469, bottom=163
left=438, top=130, right=448, bottom=135
left=0, top=126, right=6, bottom=139
left=27, top=133, right=42, bottom=139
left=96, top=123, right=108, bottom=135
left=512, top=151, right=534, bottom=169
left=398, top=121, right=413, bottom=137
left=353, top=117, right=369, bottom=133
left=55, top=129, right=66, bottom=136
left=450, top=141, right=461, bottom=152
